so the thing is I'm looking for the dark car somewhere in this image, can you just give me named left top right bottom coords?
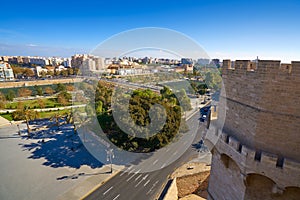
left=200, top=114, right=207, bottom=122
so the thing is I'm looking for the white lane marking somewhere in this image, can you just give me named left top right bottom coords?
left=128, top=168, right=135, bottom=174
left=161, top=163, right=166, bottom=169
left=142, top=174, right=149, bottom=180
left=144, top=180, right=150, bottom=187
left=135, top=179, right=144, bottom=187
left=146, top=180, right=159, bottom=195
left=166, top=148, right=170, bottom=152
left=119, top=171, right=126, bottom=177
left=112, top=194, right=120, bottom=200
left=127, top=173, right=136, bottom=182
left=135, top=174, right=149, bottom=188
left=103, top=186, right=113, bottom=195
left=135, top=174, right=142, bottom=181
left=126, top=169, right=140, bottom=182
left=173, top=151, right=178, bottom=156
left=153, top=159, right=158, bottom=165
left=120, top=166, right=132, bottom=176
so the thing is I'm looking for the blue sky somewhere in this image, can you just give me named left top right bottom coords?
left=0, top=0, right=299, bottom=62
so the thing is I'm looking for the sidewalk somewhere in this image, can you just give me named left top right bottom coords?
left=58, top=165, right=124, bottom=200
left=0, top=123, right=125, bottom=200
left=0, top=116, right=11, bottom=127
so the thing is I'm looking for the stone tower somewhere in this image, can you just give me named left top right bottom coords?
left=206, top=60, right=300, bottom=200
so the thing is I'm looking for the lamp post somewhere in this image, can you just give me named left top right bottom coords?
left=106, top=149, right=114, bottom=173
left=17, top=124, right=20, bottom=135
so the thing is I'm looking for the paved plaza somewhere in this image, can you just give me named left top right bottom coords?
left=0, top=119, right=121, bottom=200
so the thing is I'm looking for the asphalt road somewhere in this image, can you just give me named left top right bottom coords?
left=84, top=112, right=210, bottom=200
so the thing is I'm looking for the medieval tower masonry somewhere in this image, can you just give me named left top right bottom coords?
left=206, top=60, right=300, bottom=200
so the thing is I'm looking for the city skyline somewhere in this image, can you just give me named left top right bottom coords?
left=0, top=0, right=300, bottom=62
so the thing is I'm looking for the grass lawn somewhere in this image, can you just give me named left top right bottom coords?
left=5, top=98, right=72, bottom=109
left=0, top=109, right=71, bottom=121
left=38, top=110, right=71, bottom=119
left=0, top=113, right=13, bottom=121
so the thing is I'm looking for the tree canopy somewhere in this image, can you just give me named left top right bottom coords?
left=95, top=82, right=190, bottom=152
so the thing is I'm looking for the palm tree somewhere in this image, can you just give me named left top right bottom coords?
left=50, top=112, right=62, bottom=130
left=12, top=105, right=38, bottom=137
left=65, top=111, right=77, bottom=133
left=24, top=107, right=39, bottom=137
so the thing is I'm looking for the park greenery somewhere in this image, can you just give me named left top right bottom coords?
left=0, top=83, right=87, bottom=126
left=94, top=80, right=191, bottom=152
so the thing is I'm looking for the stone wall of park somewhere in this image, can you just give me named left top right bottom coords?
left=0, top=78, right=83, bottom=88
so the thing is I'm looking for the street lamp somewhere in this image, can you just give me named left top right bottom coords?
left=106, top=149, right=114, bottom=173
left=17, top=124, right=20, bottom=135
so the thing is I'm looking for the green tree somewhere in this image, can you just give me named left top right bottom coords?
left=12, top=106, right=38, bottom=137
left=197, top=84, right=208, bottom=95
left=17, top=88, right=32, bottom=97
left=55, top=70, right=61, bottom=76
left=68, top=68, right=74, bottom=75
left=56, top=83, right=66, bottom=93
left=96, top=84, right=185, bottom=152
left=0, top=101, right=5, bottom=109
left=46, top=71, right=54, bottom=77
left=95, top=101, right=103, bottom=114
left=11, top=66, right=24, bottom=75
left=74, top=68, right=80, bottom=75
left=61, top=70, right=68, bottom=77
left=40, top=71, right=47, bottom=78
left=66, top=85, right=74, bottom=91
left=51, top=112, right=62, bottom=130
left=0, top=92, right=6, bottom=108
left=37, top=98, right=45, bottom=109
left=0, top=91, right=5, bottom=101
left=205, top=71, right=222, bottom=91
left=6, top=90, right=16, bottom=101
left=176, top=89, right=192, bottom=111
left=160, top=86, right=173, bottom=99
left=24, top=68, right=35, bottom=77
left=34, top=85, right=43, bottom=96
left=45, top=87, right=54, bottom=96
left=57, top=91, right=71, bottom=106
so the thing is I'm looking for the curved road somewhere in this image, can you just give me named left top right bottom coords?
left=84, top=112, right=210, bottom=200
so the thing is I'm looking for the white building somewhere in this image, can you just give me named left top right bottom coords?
left=51, top=57, right=64, bottom=66
left=56, top=65, right=67, bottom=71
left=35, top=66, right=48, bottom=77
left=63, top=58, right=72, bottom=67
left=0, top=62, right=14, bottom=81
left=84, top=59, right=96, bottom=71
left=29, top=57, right=49, bottom=66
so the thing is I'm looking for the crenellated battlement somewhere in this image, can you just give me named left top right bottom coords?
left=212, top=129, right=300, bottom=188
left=219, top=59, right=300, bottom=163
left=222, top=59, right=300, bottom=75
left=207, top=59, right=300, bottom=200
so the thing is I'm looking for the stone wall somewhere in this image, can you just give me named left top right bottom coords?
left=0, top=78, right=83, bottom=88
left=222, top=60, right=300, bottom=162
left=208, top=130, right=300, bottom=200
left=207, top=59, right=300, bottom=200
